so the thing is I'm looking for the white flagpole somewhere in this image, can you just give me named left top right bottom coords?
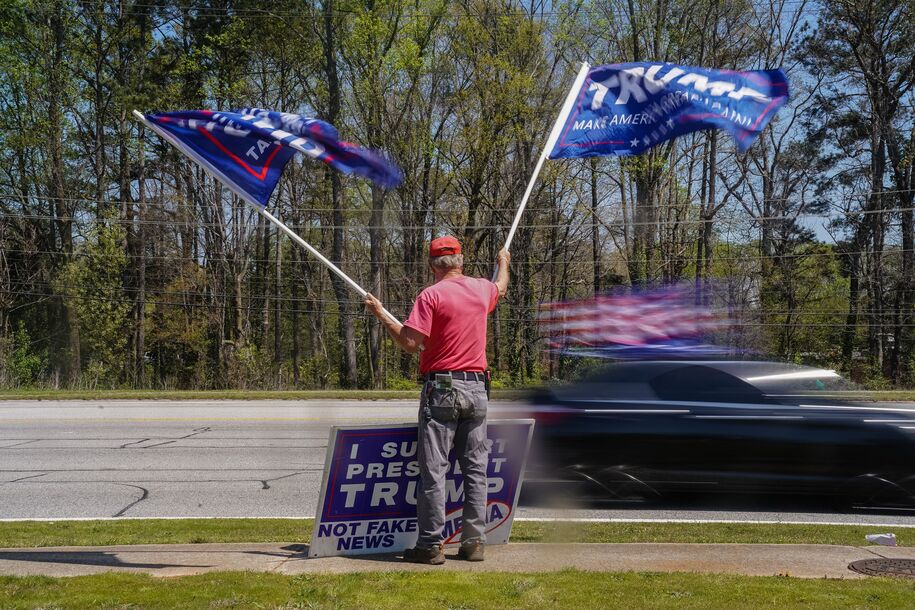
left=493, top=62, right=591, bottom=281
left=132, top=110, right=401, bottom=326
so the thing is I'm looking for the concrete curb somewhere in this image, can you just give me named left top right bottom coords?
left=2, top=543, right=914, bottom=579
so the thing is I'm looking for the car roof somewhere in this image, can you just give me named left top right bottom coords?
left=583, top=360, right=836, bottom=383
left=564, top=360, right=850, bottom=401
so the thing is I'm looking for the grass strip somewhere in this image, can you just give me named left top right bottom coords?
left=1, top=570, right=914, bottom=609
left=510, top=520, right=914, bottom=546
left=0, top=519, right=909, bottom=549
left=0, top=519, right=309, bottom=548
left=3, top=388, right=915, bottom=401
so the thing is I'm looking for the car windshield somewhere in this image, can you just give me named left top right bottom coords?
left=650, top=365, right=763, bottom=403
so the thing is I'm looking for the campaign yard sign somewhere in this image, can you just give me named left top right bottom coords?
left=309, top=420, right=535, bottom=557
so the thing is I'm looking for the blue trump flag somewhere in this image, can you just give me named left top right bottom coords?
left=134, top=107, right=404, bottom=325
left=549, top=63, right=789, bottom=158
left=137, top=108, right=402, bottom=207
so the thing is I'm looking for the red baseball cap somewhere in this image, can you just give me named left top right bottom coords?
left=429, top=236, right=462, bottom=257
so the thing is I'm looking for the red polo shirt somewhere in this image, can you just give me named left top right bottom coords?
left=403, top=275, right=500, bottom=375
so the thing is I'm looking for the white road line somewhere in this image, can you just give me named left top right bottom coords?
left=581, top=410, right=690, bottom=414
left=514, top=517, right=915, bottom=527
left=801, top=404, right=915, bottom=412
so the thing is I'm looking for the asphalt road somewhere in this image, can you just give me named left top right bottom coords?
left=2, top=399, right=915, bottom=526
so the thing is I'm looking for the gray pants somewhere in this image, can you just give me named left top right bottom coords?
left=416, top=377, right=489, bottom=548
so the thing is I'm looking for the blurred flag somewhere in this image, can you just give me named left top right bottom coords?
left=549, top=63, right=789, bottom=158
left=539, top=287, right=732, bottom=359
left=139, top=108, right=402, bottom=207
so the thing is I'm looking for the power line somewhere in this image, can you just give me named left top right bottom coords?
left=7, top=186, right=915, bottom=207
left=8, top=289, right=915, bottom=329
left=7, top=279, right=915, bottom=318
left=2, top=246, right=913, bottom=266
left=9, top=287, right=915, bottom=327
left=70, top=0, right=817, bottom=20
left=5, top=205, right=915, bottom=230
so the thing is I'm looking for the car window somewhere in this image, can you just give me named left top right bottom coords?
left=650, top=366, right=764, bottom=403
left=581, top=364, right=668, bottom=384
left=743, top=371, right=856, bottom=395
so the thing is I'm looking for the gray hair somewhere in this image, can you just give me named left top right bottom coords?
left=429, top=253, right=464, bottom=271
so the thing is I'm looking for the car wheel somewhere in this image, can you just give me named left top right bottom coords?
left=564, top=466, right=661, bottom=504
left=847, top=474, right=915, bottom=509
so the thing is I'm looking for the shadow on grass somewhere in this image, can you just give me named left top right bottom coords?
left=0, top=550, right=209, bottom=569
left=242, top=543, right=310, bottom=560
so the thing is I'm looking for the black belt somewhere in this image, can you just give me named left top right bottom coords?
left=425, top=371, right=486, bottom=382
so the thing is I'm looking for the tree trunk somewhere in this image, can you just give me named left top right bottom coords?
left=47, top=0, right=79, bottom=384
left=842, top=248, right=861, bottom=365
left=136, top=124, right=146, bottom=386
left=369, top=185, right=385, bottom=388
left=702, top=133, right=717, bottom=305
left=883, top=129, right=914, bottom=383
left=869, top=127, right=886, bottom=373
left=619, top=163, right=631, bottom=282
left=259, top=214, right=270, bottom=347
left=590, top=158, right=601, bottom=294
left=329, top=171, right=358, bottom=387
left=290, top=245, right=300, bottom=386
left=274, top=208, right=282, bottom=371
left=323, top=0, right=357, bottom=387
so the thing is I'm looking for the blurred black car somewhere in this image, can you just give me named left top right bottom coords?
left=522, top=361, right=915, bottom=508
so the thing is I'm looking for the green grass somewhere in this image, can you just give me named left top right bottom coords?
left=0, top=519, right=309, bottom=548
left=509, top=520, right=915, bottom=546
left=1, top=518, right=912, bottom=549
left=2, top=387, right=914, bottom=401
left=0, top=388, right=530, bottom=401
left=3, top=520, right=915, bottom=608
left=1, top=570, right=914, bottom=609
left=850, top=390, right=915, bottom=401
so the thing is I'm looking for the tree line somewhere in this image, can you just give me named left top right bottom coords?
left=0, top=0, right=913, bottom=390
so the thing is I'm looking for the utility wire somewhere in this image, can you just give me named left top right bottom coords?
left=1, top=246, right=912, bottom=266
left=8, top=288, right=913, bottom=327
left=6, top=186, right=914, bottom=207
left=7, top=279, right=915, bottom=318
left=5, top=206, right=915, bottom=230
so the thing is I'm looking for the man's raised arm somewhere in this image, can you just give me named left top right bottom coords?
left=364, top=294, right=426, bottom=353
left=494, top=249, right=511, bottom=297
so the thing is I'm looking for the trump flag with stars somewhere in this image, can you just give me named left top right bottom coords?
left=549, top=63, right=789, bottom=158
left=139, top=108, right=402, bottom=207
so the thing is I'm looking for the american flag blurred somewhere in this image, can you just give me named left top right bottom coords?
left=538, top=286, right=733, bottom=359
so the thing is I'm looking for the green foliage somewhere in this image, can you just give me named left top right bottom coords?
left=385, top=374, right=422, bottom=391
left=1, top=0, right=913, bottom=391
left=54, top=224, right=131, bottom=387
left=146, top=265, right=212, bottom=389
left=226, top=343, right=273, bottom=390
left=760, top=243, right=849, bottom=362
left=858, top=366, right=897, bottom=391
left=297, top=355, right=339, bottom=390
left=0, top=321, right=47, bottom=387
